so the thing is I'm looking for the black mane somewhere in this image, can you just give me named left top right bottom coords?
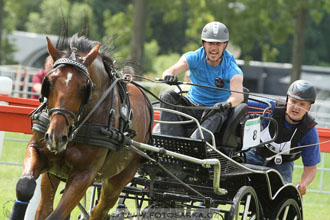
left=55, top=22, right=114, bottom=75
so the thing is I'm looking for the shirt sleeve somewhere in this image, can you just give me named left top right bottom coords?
left=184, top=51, right=199, bottom=69
left=228, top=58, right=243, bottom=76
left=300, top=127, right=321, bottom=166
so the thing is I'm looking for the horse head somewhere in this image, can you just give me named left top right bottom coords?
left=43, top=36, right=100, bottom=153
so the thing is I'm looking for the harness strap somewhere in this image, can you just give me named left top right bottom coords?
left=70, top=78, right=120, bottom=140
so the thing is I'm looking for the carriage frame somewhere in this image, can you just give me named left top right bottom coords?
left=77, top=99, right=303, bottom=220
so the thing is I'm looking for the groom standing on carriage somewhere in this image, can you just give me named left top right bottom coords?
left=246, top=80, right=321, bottom=196
left=159, top=21, right=244, bottom=142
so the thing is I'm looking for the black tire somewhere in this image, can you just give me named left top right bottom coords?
left=226, top=186, right=260, bottom=220
left=270, top=198, right=302, bottom=220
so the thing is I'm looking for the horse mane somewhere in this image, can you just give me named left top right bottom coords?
left=54, top=20, right=140, bottom=76
left=55, top=23, right=115, bottom=76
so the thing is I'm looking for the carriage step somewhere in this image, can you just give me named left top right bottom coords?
left=154, top=192, right=192, bottom=202
left=122, top=186, right=145, bottom=195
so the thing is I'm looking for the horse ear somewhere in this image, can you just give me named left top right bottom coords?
left=83, top=43, right=100, bottom=67
left=46, top=37, right=61, bottom=61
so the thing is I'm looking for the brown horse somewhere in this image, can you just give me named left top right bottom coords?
left=10, top=34, right=152, bottom=220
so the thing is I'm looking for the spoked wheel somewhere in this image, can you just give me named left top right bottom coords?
left=226, top=186, right=260, bottom=220
left=270, top=198, right=302, bottom=220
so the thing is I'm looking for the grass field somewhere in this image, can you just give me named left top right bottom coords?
left=1, top=131, right=330, bottom=219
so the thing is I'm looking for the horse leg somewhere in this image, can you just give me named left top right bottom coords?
left=35, top=173, right=60, bottom=220
left=44, top=171, right=96, bottom=220
left=10, top=139, right=46, bottom=220
left=89, top=156, right=141, bottom=220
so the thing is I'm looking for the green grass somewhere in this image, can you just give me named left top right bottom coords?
left=1, top=132, right=330, bottom=219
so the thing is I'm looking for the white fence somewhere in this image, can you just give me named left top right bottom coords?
left=0, top=65, right=41, bottom=98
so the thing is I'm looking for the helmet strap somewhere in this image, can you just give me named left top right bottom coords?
left=285, top=112, right=303, bottom=123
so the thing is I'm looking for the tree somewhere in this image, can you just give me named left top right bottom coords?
left=0, top=0, right=17, bottom=64
left=291, top=3, right=307, bottom=83
left=0, top=0, right=4, bottom=64
left=25, top=0, right=70, bottom=35
left=129, top=0, right=148, bottom=76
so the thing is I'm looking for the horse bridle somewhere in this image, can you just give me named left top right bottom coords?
left=40, top=57, right=95, bottom=136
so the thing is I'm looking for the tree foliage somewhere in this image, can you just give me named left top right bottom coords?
left=1, top=0, right=330, bottom=73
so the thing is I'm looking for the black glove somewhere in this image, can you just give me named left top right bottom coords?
left=215, top=102, right=232, bottom=111
left=164, top=74, right=179, bottom=85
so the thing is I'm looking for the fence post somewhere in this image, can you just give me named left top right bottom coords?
left=0, top=76, right=12, bottom=159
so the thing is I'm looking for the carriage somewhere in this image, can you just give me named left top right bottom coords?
left=76, top=100, right=303, bottom=220
left=9, top=33, right=303, bottom=220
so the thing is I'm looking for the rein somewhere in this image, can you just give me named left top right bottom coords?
left=132, top=76, right=311, bottom=114
left=128, top=80, right=220, bottom=111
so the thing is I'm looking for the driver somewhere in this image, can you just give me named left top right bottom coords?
left=246, top=80, right=321, bottom=195
left=159, top=21, right=244, bottom=142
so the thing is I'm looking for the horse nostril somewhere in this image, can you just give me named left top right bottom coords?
left=45, top=133, right=50, bottom=141
left=61, top=135, right=68, bottom=144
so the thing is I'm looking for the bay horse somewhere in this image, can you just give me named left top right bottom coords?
left=10, top=34, right=153, bottom=220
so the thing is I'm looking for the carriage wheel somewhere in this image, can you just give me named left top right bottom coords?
left=270, top=198, right=302, bottom=220
left=227, top=186, right=260, bottom=220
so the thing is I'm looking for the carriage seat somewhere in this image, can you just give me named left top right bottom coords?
left=215, top=87, right=249, bottom=152
left=215, top=103, right=248, bottom=152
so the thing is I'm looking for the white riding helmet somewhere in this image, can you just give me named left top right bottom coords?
left=201, top=21, right=229, bottom=42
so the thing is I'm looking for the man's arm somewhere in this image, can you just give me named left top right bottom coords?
left=32, top=71, right=45, bottom=93
left=226, top=74, right=244, bottom=107
left=32, top=83, right=42, bottom=93
left=162, top=56, right=189, bottom=78
left=296, top=165, right=317, bottom=195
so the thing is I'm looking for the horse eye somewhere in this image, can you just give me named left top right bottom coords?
left=80, top=85, right=88, bottom=95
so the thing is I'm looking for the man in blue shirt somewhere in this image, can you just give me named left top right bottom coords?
left=247, top=80, right=320, bottom=195
left=160, top=21, right=244, bottom=142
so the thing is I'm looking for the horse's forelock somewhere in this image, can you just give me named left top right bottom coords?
left=70, top=34, right=97, bottom=54
left=55, top=33, right=114, bottom=77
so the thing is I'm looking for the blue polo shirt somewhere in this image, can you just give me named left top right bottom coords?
left=184, top=47, right=243, bottom=106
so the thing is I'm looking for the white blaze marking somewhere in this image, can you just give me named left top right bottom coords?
left=65, top=73, right=73, bottom=86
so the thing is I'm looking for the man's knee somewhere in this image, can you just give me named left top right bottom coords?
left=16, top=176, right=36, bottom=202
left=160, top=90, right=180, bottom=105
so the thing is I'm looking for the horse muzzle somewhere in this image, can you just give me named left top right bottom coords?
left=45, top=130, right=69, bottom=154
